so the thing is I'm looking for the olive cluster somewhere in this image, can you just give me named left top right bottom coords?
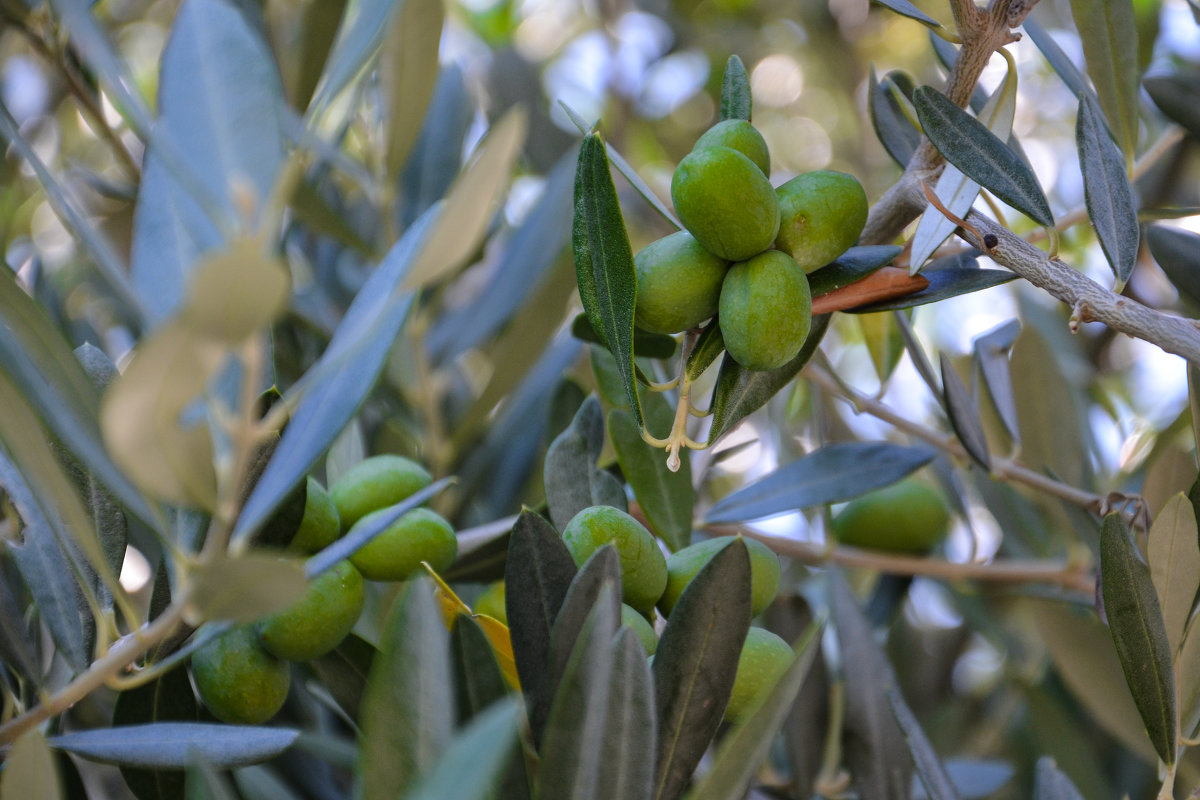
left=635, top=119, right=868, bottom=371
left=191, top=455, right=456, bottom=724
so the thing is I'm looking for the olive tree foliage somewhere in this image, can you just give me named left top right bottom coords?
left=2, top=0, right=1200, bottom=797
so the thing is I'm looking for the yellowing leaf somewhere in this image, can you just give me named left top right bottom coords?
left=422, top=562, right=519, bottom=689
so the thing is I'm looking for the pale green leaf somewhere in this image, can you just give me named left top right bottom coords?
left=382, top=0, right=445, bottom=176
left=185, top=554, right=307, bottom=624
left=1148, top=493, right=1200, bottom=656
left=2, top=729, right=64, bottom=800
left=1069, top=0, right=1140, bottom=159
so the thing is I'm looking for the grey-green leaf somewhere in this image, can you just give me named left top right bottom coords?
left=940, top=354, right=990, bottom=470
left=1145, top=72, right=1200, bottom=140
left=49, top=724, right=299, bottom=769
left=1099, top=512, right=1176, bottom=765
left=595, top=628, right=656, bottom=800
left=1146, top=225, right=1200, bottom=308
left=972, top=320, right=1021, bottom=445
left=1076, top=92, right=1140, bottom=286
left=112, top=666, right=201, bottom=800
left=1148, top=493, right=1200, bottom=656
left=547, top=548, right=623, bottom=722
left=403, top=698, right=524, bottom=800
left=703, top=442, right=937, bottom=525
left=686, top=622, right=823, bottom=800
left=807, top=245, right=905, bottom=297
left=573, top=132, right=643, bottom=429
left=1068, top=0, right=1140, bottom=159
left=869, top=68, right=921, bottom=167
left=847, top=268, right=1017, bottom=313
left=1033, top=757, right=1086, bottom=800
left=451, top=616, right=510, bottom=723
left=653, top=539, right=752, bottom=800
left=358, top=577, right=456, bottom=799
left=610, top=407, right=693, bottom=552
left=545, top=396, right=627, bottom=532
left=913, top=86, right=1054, bottom=228
left=707, top=314, right=830, bottom=444
left=871, top=0, right=941, bottom=27
left=889, top=688, right=962, bottom=800
left=720, top=55, right=752, bottom=121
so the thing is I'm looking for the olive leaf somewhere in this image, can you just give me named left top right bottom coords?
left=847, top=267, right=1016, bottom=313
left=544, top=395, right=627, bottom=532
left=1145, top=71, right=1200, bottom=141
left=972, top=320, right=1021, bottom=445
left=889, top=688, right=962, bottom=800
left=869, top=68, right=921, bottom=167
left=48, top=724, right=300, bottom=770
left=1033, top=757, right=1086, bottom=800
left=610, top=405, right=694, bottom=553
left=807, top=245, right=905, bottom=296
left=1076, top=92, right=1140, bottom=287
left=1146, top=225, right=1200, bottom=308
left=871, top=0, right=941, bottom=27
left=2, top=730, right=63, bottom=800
left=720, top=55, right=752, bottom=121
left=939, top=353, right=990, bottom=471
left=1023, top=16, right=1093, bottom=106
left=1068, top=0, right=1140, bottom=160
left=1147, top=493, right=1200, bottom=656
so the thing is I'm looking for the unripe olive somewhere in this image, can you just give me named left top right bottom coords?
left=724, top=627, right=793, bottom=724
left=329, top=455, right=432, bottom=532
left=349, top=507, right=457, bottom=581
left=694, top=120, right=770, bottom=176
left=257, top=560, right=365, bottom=661
left=288, top=477, right=341, bottom=554
left=718, top=250, right=812, bottom=371
left=561, top=505, right=668, bottom=613
left=774, top=170, right=869, bottom=271
left=657, top=536, right=781, bottom=617
left=833, top=477, right=950, bottom=554
left=671, top=146, right=780, bottom=262
left=474, top=580, right=507, bottom=623
left=621, top=603, right=658, bottom=656
left=634, top=232, right=729, bottom=334
left=191, top=625, right=290, bottom=725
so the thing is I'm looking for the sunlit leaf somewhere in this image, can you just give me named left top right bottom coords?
left=940, top=354, right=990, bottom=470
left=1069, top=0, right=1140, bottom=159
left=49, top=724, right=299, bottom=769
left=914, top=86, right=1054, bottom=228
left=185, top=554, right=307, bottom=624
left=704, top=442, right=937, bottom=524
left=307, top=0, right=400, bottom=118
left=871, top=0, right=941, bottom=27
left=1076, top=92, right=1140, bottom=287
left=2, top=729, right=63, bottom=800
left=1100, top=513, right=1176, bottom=765
left=382, top=0, right=444, bottom=176
left=610, top=406, right=693, bottom=552
left=720, top=55, right=751, bottom=121
left=1148, top=493, right=1200, bottom=656
left=860, top=312, right=905, bottom=385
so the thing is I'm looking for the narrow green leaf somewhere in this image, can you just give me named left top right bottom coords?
left=113, top=666, right=200, bottom=800
left=382, top=0, right=444, bottom=176
left=869, top=68, right=921, bottom=167
left=871, top=0, right=941, bottom=27
left=0, top=555, right=39, bottom=686
left=536, top=594, right=620, bottom=800
left=403, top=698, right=524, bottom=800
left=1076, top=92, right=1140, bottom=286
left=358, top=577, right=456, bottom=799
left=830, top=573, right=912, bottom=800
left=972, top=320, right=1021, bottom=445
left=309, top=635, right=376, bottom=724
left=766, top=596, right=829, bottom=797
left=1148, top=493, right=1200, bottom=656
left=1033, top=757, right=1086, bottom=800
left=544, top=396, right=627, bottom=532
left=547, top=548, right=623, bottom=719
left=1069, top=0, right=1140, bottom=159
left=707, top=314, right=830, bottom=445
left=806, top=245, right=904, bottom=297
left=940, top=354, right=991, bottom=470
left=686, top=622, right=823, bottom=800
left=1146, top=225, right=1200, bottom=308
left=888, top=688, right=962, bottom=800
left=49, top=724, right=299, bottom=769
left=684, top=321, right=725, bottom=383
left=1175, top=607, right=1200, bottom=739
left=595, top=628, right=656, bottom=800
left=573, top=132, right=643, bottom=429
left=571, top=314, right=678, bottom=360
left=703, top=442, right=937, bottom=525
left=1145, top=72, right=1200, bottom=140
left=860, top=312, right=905, bottom=385
left=307, top=0, right=400, bottom=118
left=653, top=539, right=753, bottom=800
left=847, top=268, right=1016, bottom=313
left=505, top=510, right=578, bottom=742
left=720, top=56, right=752, bottom=121
left=1100, top=513, right=1177, bottom=765
left=2, top=729, right=64, bottom=800
left=186, top=554, right=307, bottom=624
left=913, top=86, right=1054, bottom=228
left=610, top=408, right=694, bottom=552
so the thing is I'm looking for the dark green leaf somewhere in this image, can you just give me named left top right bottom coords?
left=766, top=596, right=829, bottom=797
left=610, top=408, right=693, bottom=552
left=506, top=511, right=578, bottom=743
left=687, top=622, right=823, bottom=800
left=653, top=539, right=752, bottom=800
left=871, top=0, right=940, bottom=27
left=848, top=268, right=1017, bottom=313
left=913, top=86, right=1054, bottom=227
left=869, top=68, right=921, bottom=167
left=889, top=688, right=962, bottom=800
left=684, top=322, right=725, bottom=383
left=452, top=616, right=510, bottom=723
left=1100, top=513, right=1176, bottom=765
left=1024, top=16, right=1093, bottom=103
left=536, top=593, right=620, bottom=799
left=275, top=0, right=347, bottom=109
left=2, top=729, right=63, bottom=800
left=1033, top=757, right=1086, bottom=800
left=1145, top=72, right=1200, bottom=140
left=547, top=547, right=623, bottom=721
left=309, top=635, right=376, bottom=724
left=571, top=314, right=678, bottom=360
left=1146, top=225, right=1200, bottom=307
left=703, top=442, right=937, bottom=525
left=49, top=724, right=299, bottom=769
left=0, top=554, right=39, bottom=686
left=595, top=628, right=656, bottom=800
left=233, top=206, right=440, bottom=543
left=573, top=132, right=643, bottom=429
left=1076, top=92, right=1140, bottom=286
left=544, top=396, right=627, bottom=532
left=831, top=573, right=912, bottom=800
left=1069, top=0, right=1140, bottom=159
left=720, top=55, right=752, bottom=121
left=807, top=245, right=905, bottom=296
left=403, top=698, right=524, bottom=800
left=707, top=314, right=830, bottom=444
left=972, top=320, right=1021, bottom=444
left=113, top=666, right=200, bottom=800
left=940, top=354, right=990, bottom=470
left=358, top=577, right=456, bottom=798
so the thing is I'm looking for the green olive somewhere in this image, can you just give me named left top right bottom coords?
left=634, top=231, right=729, bottom=334
left=257, top=560, right=365, bottom=661
left=658, top=535, right=781, bottom=617
left=718, top=249, right=812, bottom=371
left=349, top=507, right=458, bottom=581
left=191, top=625, right=290, bottom=725
left=833, top=477, right=951, bottom=554
left=774, top=170, right=868, bottom=271
left=329, top=455, right=432, bottom=532
left=671, top=146, right=780, bottom=261
left=561, top=505, right=668, bottom=613
left=724, top=627, right=793, bottom=724
left=288, top=477, right=341, bottom=554
left=694, top=119, right=770, bottom=176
